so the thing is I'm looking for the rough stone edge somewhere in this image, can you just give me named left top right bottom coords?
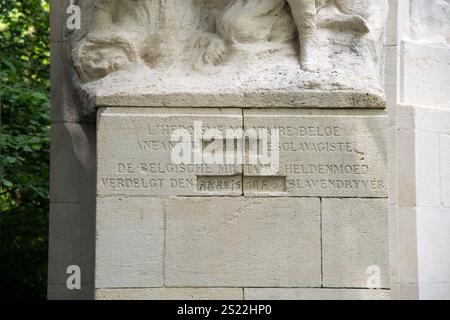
left=95, top=288, right=244, bottom=300
left=91, top=90, right=386, bottom=109
left=244, top=288, right=391, bottom=300
left=48, top=0, right=97, bottom=300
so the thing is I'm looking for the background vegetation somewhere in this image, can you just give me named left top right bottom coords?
left=0, top=0, right=50, bottom=299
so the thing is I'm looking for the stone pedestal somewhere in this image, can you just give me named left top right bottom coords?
left=61, top=0, right=392, bottom=300
left=94, top=97, right=389, bottom=300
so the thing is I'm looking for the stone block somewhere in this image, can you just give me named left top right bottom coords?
left=96, top=197, right=164, bottom=288
left=48, top=202, right=95, bottom=285
left=165, top=197, right=321, bottom=287
left=391, top=284, right=419, bottom=300
left=51, top=41, right=92, bottom=123
left=415, top=131, right=440, bottom=207
left=97, top=108, right=243, bottom=197
left=385, top=0, right=398, bottom=47
left=51, top=0, right=92, bottom=44
left=322, top=198, right=390, bottom=288
left=50, top=0, right=68, bottom=43
left=419, top=283, right=450, bottom=300
left=416, top=207, right=450, bottom=285
left=400, top=41, right=450, bottom=109
left=414, top=106, right=450, bottom=135
left=397, top=128, right=417, bottom=207
left=440, top=134, right=450, bottom=207
left=96, top=288, right=243, bottom=300
left=50, top=122, right=96, bottom=203
left=397, top=208, right=419, bottom=285
left=47, top=283, right=94, bottom=300
left=244, top=288, right=390, bottom=300
left=243, top=109, right=388, bottom=198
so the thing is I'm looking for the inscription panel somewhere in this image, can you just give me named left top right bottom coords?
left=244, top=176, right=287, bottom=194
left=98, top=108, right=243, bottom=196
left=98, top=108, right=387, bottom=197
left=244, top=110, right=388, bottom=197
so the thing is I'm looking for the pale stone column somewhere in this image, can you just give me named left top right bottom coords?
left=48, top=0, right=96, bottom=299
left=394, top=0, right=450, bottom=300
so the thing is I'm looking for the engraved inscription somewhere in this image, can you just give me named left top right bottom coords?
left=244, top=176, right=287, bottom=194
left=243, top=111, right=388, bottom=197
left=97, top=109, right=244, bottom=196
left=98, top=109, right=388, bottom=197
left=197, top=176, right=242, bottom=194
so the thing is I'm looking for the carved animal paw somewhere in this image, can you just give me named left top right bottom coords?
left=301, top=58, right=321, bottom=72
left=318, top=13, right=370, bottom=34
left=140, top=36, right=163, bottom=68
left=194, top=33, right=228, bottom=69
left=73, top=34, right=138, bottom=82
left=204, top=38, right=227, bottom=65
left=299, top=45, right=331, bottom=72
left=350, top=15, right=370, bottom=33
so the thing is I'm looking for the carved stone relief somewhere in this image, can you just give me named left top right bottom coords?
left=69, top=0, right=389, bottom=101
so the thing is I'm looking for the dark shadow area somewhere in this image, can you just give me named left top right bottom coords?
left=0, top=0, right=50, bottom=300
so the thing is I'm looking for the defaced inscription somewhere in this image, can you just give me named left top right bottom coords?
left=97, top=108, right=388, bottom=198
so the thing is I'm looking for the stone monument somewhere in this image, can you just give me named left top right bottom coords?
left=392, top=0, right=450, bottom=299
left=65, top=0, right=391, bottom=299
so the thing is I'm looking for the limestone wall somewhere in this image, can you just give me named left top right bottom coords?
left=48, top=0, right=96, bottom=299
left=47, top=0, right=449, bottom=300
left=396, top=42, right=450, bottom=300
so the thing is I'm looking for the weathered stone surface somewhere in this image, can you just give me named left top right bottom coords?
left=93, top=91, right=386, bottom=109
left=48, top=203, right=95, bottom=285
left=415, top=131, right=441, bottom=207
left=50, top=122, right=96, bottom=203
left=51, top=41, right=95, bottom=123
left=419, top=283, right=450, bottom=300
left=57, top=0, right=396, bottom=300
left=244, top=288, right=390, bottom=300
left=400, top=42, right=450, bottom=109
left=96, top=197, right=164, bottom=288
left=50, top=0, right=70, bottom=43
left=411, top=106, right=450, bottom=207
left=96, top=288, right=243, bottom=300
left=397, top=110, right=417, bottom=207
left=397, top=208, right=419, bottom=286
left=243, top=110, right=388, bottom=198
left=409, top=0, right=450, bottom=46
left=48, top=1, right=98, bottom=301
left=97, top=108, right=243, bottom=197
left=441, top=134, right=450, bottom=207
left=165, top=197, right=321, bottom=287
left=395, top=104, right=450, bottom=300
left=51, top=42, right=77, bottom=122
left=416, top=207, right=450, bottom=287
left=322, top=198, right=390, bottom=288
left=70, top=1, right=388, bottom=104
left=392, top=284, right=419, bottom=300
left=98, top=108, right=388, bottom=198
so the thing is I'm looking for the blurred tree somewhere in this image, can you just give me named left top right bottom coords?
left=0, top=0, right=50, bottom=299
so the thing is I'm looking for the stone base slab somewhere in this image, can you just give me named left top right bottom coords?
left=244, top=288, right=390, bottom=300
left=96, top=288, right=243, bottom=300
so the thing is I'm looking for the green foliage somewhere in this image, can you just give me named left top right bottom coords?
left=0, top=0, right=50, bottom=299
